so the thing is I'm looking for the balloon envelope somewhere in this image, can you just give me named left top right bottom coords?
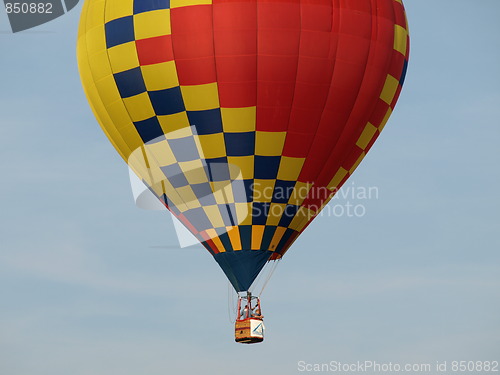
left=77, top=0, right=409, bottom=292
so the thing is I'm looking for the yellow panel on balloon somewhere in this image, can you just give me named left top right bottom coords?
left=134, top=9, right=171, bottom=40
left=228, top=156, right=254, bottom=180
left=203, top=205, right=225, bottom=228
left=356, top=123, right=377, bottom=150
left=251, top=225, right=265, bottom=250
left=122, top=93, right=155, bottom=122
left=235, top=203, right=252, bottom=225
left=198, top=133, right=226, bottom=159
left=253, top=179, right=275, bottom=203
left=211, top=181, right=235, bottom=205
left=269, top=227, right=287, bottom=251
left=266, top=203, right=286, bottom=226
left=380, top=75, right=399, bottom=105
left=288, top=182, right=312, bottom=206
left=158, top=112, right=191, bottom=134
left=107, top=42, right=139, bottom=74
left=277, top=157, right=305, bottom=181
left=180, top=160, right=210, bottom=184
left=141, top=61, right=179, bottom=91
left=255, top=131, right=286, bottom=156
left=144, top=140, right=177, bottom=167
left=221, top=107, right=256, bottom=133
left=104, top=0, right=133, bottom=23
left=394, top=24, right=408, bottom=55
left=181, top=83, right=220, bottom=111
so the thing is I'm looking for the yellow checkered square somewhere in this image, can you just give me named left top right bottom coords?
left=228, top=156, right=254, bottom=180
left=253, top=179, right=275, bottom=203
left=266, top=203, right=286, bottom=226
left=179, top=159, right=209, bottom=184
left=269, top=226, right=287, bottom=250
left=394, top=24, right=408, bottom=55
left=211, top=181, right=235, bottom=204
left=277, top=156, right=305, bottom=181
left=255, top=131, right=286, bottom=156
left=105, top=0, right=133, bottom=22
left=107, top=42, right=139, bottom=73
left=203, top=205, right=225, bottom=228
left=380, top=75, right=399, bottom=105
left=181, top=83, right=220, bottom=111
left=134, top=9, right=171, bottom=40
left=141, top=61, right=179, bottom=91
left=144, top=139, right=177, bottom=167
left=235, top=202, right=252, bottom=225
left=176, top=186, right=201, bottom=209
left=288, top=182, right=312, bottom=206
left=356, top=123, right=377, bottom=150
left=122, top=92, right=155, bottom=122
left=158, top=112, right=191, bottom=134
left=197, top=133, right=226, bottom=159
left=221, top=107, right=256, bottom=132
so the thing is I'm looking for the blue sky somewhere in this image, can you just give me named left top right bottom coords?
left=0, top=1, right=499, bottom=374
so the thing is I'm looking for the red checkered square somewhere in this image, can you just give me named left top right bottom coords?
left=218, top=81, right=257, bottom=108
left=136, top=35, right=174, bottom=65
left=174, top=57, right=217, bottom=85
left=282, top=131, right=315, bottom=158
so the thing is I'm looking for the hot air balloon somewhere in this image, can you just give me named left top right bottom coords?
left=77, top=0, right=409, bottom=343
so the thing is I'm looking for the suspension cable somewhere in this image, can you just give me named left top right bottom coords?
left=256, top=258, right=281, bottom=297
left=227, top=281, right=238, bottom=324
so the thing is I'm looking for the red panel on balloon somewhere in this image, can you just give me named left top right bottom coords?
left=171, top=5, right=216, bottom=85
left=218, top=81, right=257, bottom=108
left=174, top=57, right=217, bottom=85
left=136, top=35, right=174, bottom=66
left=213, top=0, right=257, bottom=108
